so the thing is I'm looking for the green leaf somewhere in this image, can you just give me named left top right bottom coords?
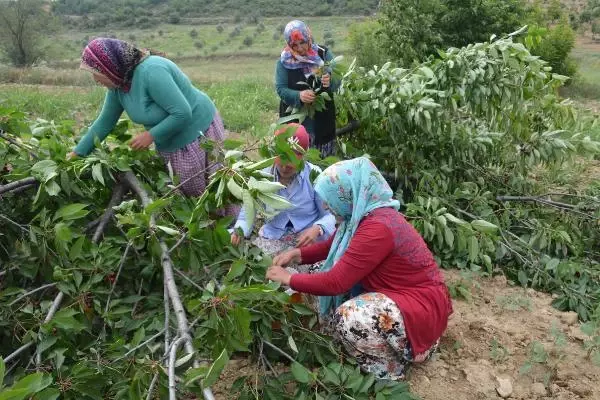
left=202, top=349, right=229, bottom=388
left=444, top=227, right=454, bottom=248
left=54, top=223, right=72, bottom=242
left=288, top=336, right=298, bottom=354
left=291, top=362, right=311, bottom=383
left=518, top=270, right=528, bottom=287
left=53, top=203, right=89, bottom=221
left=184, top=366, right=209, bottom=386
left=156, top=225, right=179, bottom=236
left=144, top=199, right=169, bottom=214
left=37, top=337, right=57, bottom=358
left=470, top=220, right=499, bottom=234
left=91, top=164, right=104, bottom=186
left=226, top=260, right=246, bottom=281
left=49, top=309, right=85, bottom=332
left=44, top=181, right=61, bottom=196
left=223, top=138, right=245, bottom=150
left=31, top=160, right=58, bottom=183
left=33, top=388, right=60, bottom=400
left=131, top=327, right=145, bottom=346
left=69, top=237, right=85, bottom=260
left=11, top=373, right=52, bottom=394
left=0, top=388, right=29, bottom=400
left=468, top=236, right=479, bottom=262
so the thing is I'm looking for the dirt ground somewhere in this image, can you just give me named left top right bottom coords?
left=409, top=270, right=600, bottom=400
left=211, top=269, right=600, bottom=399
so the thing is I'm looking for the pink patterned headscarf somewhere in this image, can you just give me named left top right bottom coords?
left=80, top=38, right=149, bottom=92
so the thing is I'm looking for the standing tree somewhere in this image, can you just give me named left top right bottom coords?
left=0, top=0, right=54, bottom=67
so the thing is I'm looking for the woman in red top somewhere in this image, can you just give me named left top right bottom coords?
left=267, top=157, right=452, bottom=380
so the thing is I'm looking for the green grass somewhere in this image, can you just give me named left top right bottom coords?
left=47, top=17, right=356, bottom=62
left=562, top=45, right=600, bottom=100
left=0, top=85, right=105, bottom=122
left=0, top=76, right=278, bottom=136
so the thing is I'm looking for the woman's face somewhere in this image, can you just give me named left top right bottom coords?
left=92, top=72, right=117, bottom=88
left=290, top=40, right=309, bottom=56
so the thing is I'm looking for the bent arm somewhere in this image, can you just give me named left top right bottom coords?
left=74, top=90, right=123, bottom=156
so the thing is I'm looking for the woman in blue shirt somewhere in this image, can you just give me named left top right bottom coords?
left=231, top=124, right=335, bottom=255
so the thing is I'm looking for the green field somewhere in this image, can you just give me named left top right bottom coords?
left=46, top=17, right=355, bottom=62
left=0, top=17, right=356, bottom=137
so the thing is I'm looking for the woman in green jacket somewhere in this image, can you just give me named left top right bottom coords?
left=70, top=37, right=225, bottom=197
left=276, top=20, right=339, bottom=158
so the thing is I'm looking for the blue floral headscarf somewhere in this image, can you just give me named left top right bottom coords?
left=280, top=20, right=324, bottom=74
left=313, top=157, right=401, bottom=315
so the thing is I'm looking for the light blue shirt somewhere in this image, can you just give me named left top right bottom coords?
left=234, top=162, right=335, bottom=240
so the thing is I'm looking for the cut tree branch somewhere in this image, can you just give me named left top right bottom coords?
left=9, top=283, right=56, bottom=306
left=0, top=129, right=38, bottom=159
left=121, top=171, right=215, bottom=400
left=92, top=182, right=127, bottom=243
left=168, top=336, right=190, bottom=400
left=496, top=195, right=597, bottom=219
left=104, top=242, right=132, bottom=315
left=0, top=177, right=37, bottom=196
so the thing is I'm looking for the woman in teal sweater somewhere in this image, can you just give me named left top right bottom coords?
left=70, top=38, right=225, bottom=197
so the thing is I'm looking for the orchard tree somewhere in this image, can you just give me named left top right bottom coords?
left=0, top=0, right=56, bottom=67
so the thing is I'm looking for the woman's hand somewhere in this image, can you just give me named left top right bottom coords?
left=272, top=248, right=301, bottom=267
left=299, top=90, right=316, bottom=104
left=266, top=265, right=292, bottom=286
left=66, top=151, right=78, bottom=161
left=321, top=74, right=331, bottom=88
left=231, top=232, right=241, bottom=246
left=296, top=225, right=321, bottom=248
left=130, top=131, right=154, bottom=150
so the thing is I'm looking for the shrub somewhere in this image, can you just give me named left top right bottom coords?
left=529, top=22, right=577, bottom=77
left=194, top=41, right=204, bottom=49
left=190, top=29, right=198, bottom=38
left=347, top=19, right=388, bottom=67
left=217, top=24, right=224, bottom=33
left=243, top=36, right=253, bottom=46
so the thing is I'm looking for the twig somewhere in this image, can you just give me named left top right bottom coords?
left=35, top=292, right=64, bottom=366
left=104, top=242, right=132, bottom=315
left=0, top=130, right=38, bottom=159
left=132, top=279, right=144, bottom=317
left=261, top=340, right=331, bottom=394
left=261, top=340, right=296, bottom=364
left=0, top=177, right=38, bottom=195
left=168, top=336, right=190, bottom=400
left=4, top=342, right=34, bottom=363
left=160, top=164, right=215, bottom=199
left=112, top=329, right=167, bottom=363
left=0, top=266, right=17, bottom=277
left=9, top=283, right=56, bottom=306
left=169, top=233, right=188, bottom=254
left=92, top=182, right=127, bottom=243
left=146, top=372, right=160, bottom=400
left=0, top=213, right=29, bottom=232
left=174, top=267, right=205, bottom=292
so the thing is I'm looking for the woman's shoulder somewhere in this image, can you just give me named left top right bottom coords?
left=361, top=208, right=405, bottom=230
left=137, top=56, right=176, bottom=74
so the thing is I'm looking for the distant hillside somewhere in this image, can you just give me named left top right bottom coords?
left=52, top=0, right=379, bottom=28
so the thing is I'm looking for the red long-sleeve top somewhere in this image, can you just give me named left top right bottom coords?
left=290, top=207, right=453, bottom=356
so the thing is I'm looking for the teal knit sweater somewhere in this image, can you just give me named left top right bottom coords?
left=74, top=56, right=216, bottom=155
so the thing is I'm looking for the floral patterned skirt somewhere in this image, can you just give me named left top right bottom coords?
left=332, top=292, right=438, bottom=380
left=252, top=230, right=322, bottom=274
